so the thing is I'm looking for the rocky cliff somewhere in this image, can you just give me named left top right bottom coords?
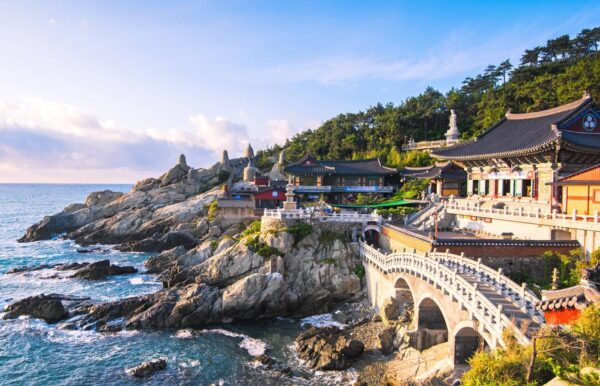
left=14, top=156, right=364, bottom=331
left=70, top=222, right=363, bottom=331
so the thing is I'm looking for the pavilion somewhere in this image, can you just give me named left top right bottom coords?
left=432, top=92, right=600, bottom=207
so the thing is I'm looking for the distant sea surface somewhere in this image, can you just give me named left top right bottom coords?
left=0, top=184, right=341, bottom=386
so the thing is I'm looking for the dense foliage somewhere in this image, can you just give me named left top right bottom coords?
left=462, top=306, right=600, bottom=385
left=256, top=27, right=600, bottom=167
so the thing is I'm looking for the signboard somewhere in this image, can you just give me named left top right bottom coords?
left=471, top=170, right=534, bottom=180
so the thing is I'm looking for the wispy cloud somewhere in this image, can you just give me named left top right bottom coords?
left=0, top=97, right=269, bottom=183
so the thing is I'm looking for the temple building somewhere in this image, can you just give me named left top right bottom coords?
left=283, top=154, right=397, bottom=203
left=552, top=164, right=600, bottom=216
left=432, top=93, right=600, bottom=206
left=401, top=161, right=467, bottom=197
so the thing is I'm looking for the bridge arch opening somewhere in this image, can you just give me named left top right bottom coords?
left=415, top=297, right=448, bottom=350
left=454, top=327, right=488, bottom=365
left=394, top=278, right=414, bottom=320
left=364, top=228, right=380, bottom=248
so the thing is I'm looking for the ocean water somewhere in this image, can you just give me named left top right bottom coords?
left=0, top=184, right=338, bottom=386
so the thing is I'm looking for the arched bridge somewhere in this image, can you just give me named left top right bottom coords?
left=359, top=242, right=544, bottom=366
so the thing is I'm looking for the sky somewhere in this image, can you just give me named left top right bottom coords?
left=0, top=1, right=599, bottom=183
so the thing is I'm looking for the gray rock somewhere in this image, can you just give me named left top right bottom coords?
left=85, top=190, right=124, bottom=207
left=294, top=326, right=364, bottom=370
left=380, top=297, right=400, bottom=325
left=3, top=294, right=89, bottom=323
left=126, top=358, right=167, bottom=378
left=379, top=327, right=395, bottom=355
left=70, top=260, right=137, bottom=280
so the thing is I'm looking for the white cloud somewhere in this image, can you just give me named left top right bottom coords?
left=265, top=119, right=301, bottom=146
left=0, top=98, right=255, bottom=182
left=48, top=18, right=57, bottom=26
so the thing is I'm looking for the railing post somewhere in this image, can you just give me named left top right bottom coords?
left=552, top=209, right=557, bottom=220
left=572, top=208, right=577, bottom=221
left=497, top=304, right=503, bottom=325
left=595, top=211, right=599, bottom=223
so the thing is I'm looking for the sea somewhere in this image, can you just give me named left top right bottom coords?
left=0, top=184, right=353, bottom=386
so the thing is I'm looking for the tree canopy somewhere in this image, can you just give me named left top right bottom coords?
left=256, top=26, right=600, bottom=168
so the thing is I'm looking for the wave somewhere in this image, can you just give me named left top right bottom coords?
left=300, top=313, right=346, bottom=329
left=192, top=328, right=268, bottom=356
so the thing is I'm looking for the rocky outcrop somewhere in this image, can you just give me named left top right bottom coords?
left=380, top=297, right=400, bottom=325
left=18, top=156, right=224, bottom=247
left=69, top=260, right=137, bottom=280
left=58, top=222, right=363, bottom=332
left=85, top=190, right=124, bottom=207
left=126, top=358, right=167, bottom=378
left=3, top=294, right=89, bottom=323
left=294, top=326, right=365, bottom=370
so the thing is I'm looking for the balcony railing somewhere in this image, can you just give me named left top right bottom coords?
left=331, top=185, right=394, bottom=193
left=293, top=185, right=393, bottom=193
left=445, top=198, right=600, bottom=231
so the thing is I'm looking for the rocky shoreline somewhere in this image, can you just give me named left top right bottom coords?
left=7, top=155, right=459, bottom=385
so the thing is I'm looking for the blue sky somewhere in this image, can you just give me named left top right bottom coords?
left=0, top=1, right=599, bottom=183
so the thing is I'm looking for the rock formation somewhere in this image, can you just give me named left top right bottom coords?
left=243, top=143, right=254, bottom=158
left=294, top=326, right=365, bottom=370
left=3, top=294, right=90, bottom=324
left=19, top=156, right=223, bottom=248
left=126, top=358, right=167, bottom=378
left=69, top=260, right=137, bottom=280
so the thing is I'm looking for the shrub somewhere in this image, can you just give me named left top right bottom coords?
left=246, top=236, right=282, bottom=258
left=210, top=240, right=218, bottom=253
left=354, top=264, right=365, bottom=279
left=206, top=200, right=219, bottom=221
left=322, top=258, right=336, bottom=265
left=241, top=220, right=262, bottom=238
left=286, top=222, right=312, bottom=244
left=217, top=170, right=230, bottom=183
left=462, top=347, right=533, bottom=386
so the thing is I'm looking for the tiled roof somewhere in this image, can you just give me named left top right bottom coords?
left=284, top=154, right=396, bottom=176
left=536, top=285, right=600, bottom=311
left=402, top=162, right=466, bottom=180
left=551, top=163, right=600, bottom=185
left=433, top=96, right=596, bottom=160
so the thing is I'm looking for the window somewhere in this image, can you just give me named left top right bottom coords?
left=479, top=180, right=486, bottom=195
left=514, top=180, right=523, bottom=197
left=502, top=179, right=511, bottom=196
left=523, top=179, right=532, bottom=197
left=344, top=177, right=358, bottom=186
left=486, top=180, right=494, bottom=196
left=472, top=180, right=479, bottom=195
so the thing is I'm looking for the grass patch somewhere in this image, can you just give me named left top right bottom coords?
left=246, top=236, right=283, bottom=258
left=354, top=264, right=365, bottom=279
left=210, top=240, right=218, bottom=253
left=286, top=222, right=313, bottom=244
left=205, top=200, right=218, bottom=221
left=322, top=258, right=336, bottom=265
left=240, top=220, right=262, bottom=238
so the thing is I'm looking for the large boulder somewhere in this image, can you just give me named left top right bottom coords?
left=144, top=246, right=186, bottom=274
left=118, top=231, right=197, bottom=253
left=4, top=294, right=70, bottom=323
left=85, top=190, right=124, bottom=207
left=294, top=326, right=364, bottom=370
left=380, top=297, right=400, bottom=325
left=160, top=155, right=191, bottom=187
left=126, top=358, right=167, bottom=378
left=70, top=260, right=137, bottom=280
left=379, top=327, right=395, bottom=355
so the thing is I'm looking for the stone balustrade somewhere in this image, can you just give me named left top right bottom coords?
left=359, top=241, right=542, bottom=346
left=445, top=198, right=600, bottom=231
left=263, top=208, right=383, bottom=223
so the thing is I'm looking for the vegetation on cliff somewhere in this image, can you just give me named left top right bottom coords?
left=462, top=306, right=600, bottom=385
left=256, top=26, right=600, bottom=167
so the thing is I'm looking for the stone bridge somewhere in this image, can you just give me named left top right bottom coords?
left=360, top=242, right=544, bottom=366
